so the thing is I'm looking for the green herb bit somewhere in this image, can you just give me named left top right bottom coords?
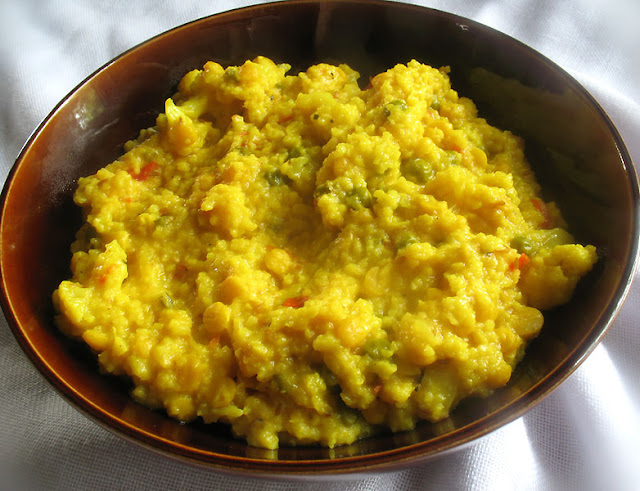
left=401, top=157, right=436, bottom=184
left=161, top=292, right=174, bottom=309
left=265, top=169, right=292, bottom=186
left=345, top=187, right=373, bottom=210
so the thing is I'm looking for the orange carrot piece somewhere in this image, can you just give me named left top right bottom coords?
left=282, top=296, right=309, bottom=308
left=132, top=161, right=159, bottom=181
left=510, top=253, right=530, bottom=271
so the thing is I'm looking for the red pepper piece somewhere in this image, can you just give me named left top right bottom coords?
left=283, top=295, right=309, bottom=308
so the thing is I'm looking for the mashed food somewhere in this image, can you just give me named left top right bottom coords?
left=53, top=57, right=597, bottom=449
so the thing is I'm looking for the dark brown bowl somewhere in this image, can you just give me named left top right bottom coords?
left=1, top=0, right=638, bottom=477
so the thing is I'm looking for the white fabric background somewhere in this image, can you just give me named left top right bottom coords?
left=1, top=1, right=638, bottom=489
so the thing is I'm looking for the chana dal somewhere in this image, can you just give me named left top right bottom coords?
left=53, top=57, right=597, bottom=449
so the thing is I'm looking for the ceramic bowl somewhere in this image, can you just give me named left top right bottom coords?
left=1, top=0, right=638, bottom=477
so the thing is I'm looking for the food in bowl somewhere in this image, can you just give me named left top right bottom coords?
left=52, top=57, right=597, bottom=449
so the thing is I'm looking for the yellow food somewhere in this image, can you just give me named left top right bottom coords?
left=53, top=57, right=597, bottom=449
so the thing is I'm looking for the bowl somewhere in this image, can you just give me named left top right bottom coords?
left=1, top=0, right=638, bottom=477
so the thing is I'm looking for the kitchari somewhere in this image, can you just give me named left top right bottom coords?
left=53, top=57, right=597, bottom=449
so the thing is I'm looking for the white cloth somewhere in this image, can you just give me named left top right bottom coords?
left=1, top=1, right=638, bottom=489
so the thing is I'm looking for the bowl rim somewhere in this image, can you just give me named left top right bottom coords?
left=1, top=0, right=639, bottom=477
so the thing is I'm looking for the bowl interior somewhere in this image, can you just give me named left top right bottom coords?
left=1, top=0, right=637, bottom=475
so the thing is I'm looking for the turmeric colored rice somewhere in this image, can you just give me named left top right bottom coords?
left=53, top=57, right=597, bottom=449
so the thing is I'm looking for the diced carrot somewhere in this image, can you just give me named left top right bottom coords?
left=282, top=295, right=309, bottom=308
left=98, top=264, right=116, bottom=285
left=510, top=253, right=530, bottom=271
left=132, top=161, right=159, bottom=181
left=278, top=114, right=294, bottom=124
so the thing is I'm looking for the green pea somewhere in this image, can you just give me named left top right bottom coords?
left=363, top=338, right=393, bottom=359
left=395, top=231, right=419, bottom=250
left=446, top=151, right=461, bottom=166
left=345, top=187, right=372, bottom=209
left=383, top=99, right=408, bottom=117
left=339, top=408, right=359, bottom=425
left=430, top=94, right=441, bottom=110
left=79, top=223, right=99, bottom=245
left=234, top=146, right=251, bottom=156
left=314, top=183, right=331, bottom=197
left=511, top=235, right=534, bottom=255
left=223, top=67, right=239, bottom=82
left=389, top=99, right=408, bottom=109
left=265, top=170, right=292, bottom=186
left=155, top=216, right=170, bottom=227
left=401, top=157, right=435, bottom=184
left=365, top=234, right=385, bottom=256
left=318, top=364, right=341, bottom=393
left=272, top=374, right=288, bottom=394
left=287, top=146, right=303, bottom=159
